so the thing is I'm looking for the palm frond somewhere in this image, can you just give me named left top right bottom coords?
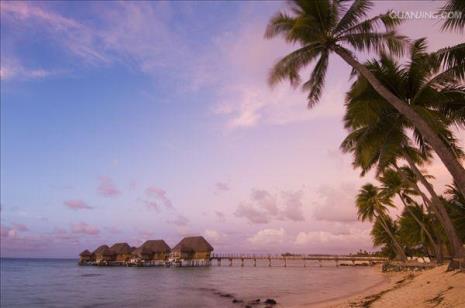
left=302, top=52, right=329, bottom=107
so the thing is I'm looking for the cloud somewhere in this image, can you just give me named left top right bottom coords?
left=1, top=223, right=29, bottom=238
left=204, top=229, right=226, bottom=243
left=97, top=176, right=120, bottom=197
left=1, top=2, right=107, bottom=64
left=234, top=189, right=305, bottom=224
left=294, top=227, right=371, bottom=249
left=71, top=222, right=100, bottom=235
left=1, top=2, right=191, bottom=80
left=247, top=228, right=286, bottom=245
left=208, top=16, right=346, bottom=129
left=215, top=211, right=226, bottom=222
left=313, top=183, right=359, bottom=222
left=167, top=214, right=189, bottom=226
left=145, top=186, right=173, bottom=209
left=215, top=182, right=230, bottom=192
left=235, top=203, right=270, bottom=224
left=64, top=199, right=93, bottom=210
left=0, top=58, right=59, bottom=80
left=280, top=191, right=305, bottom=222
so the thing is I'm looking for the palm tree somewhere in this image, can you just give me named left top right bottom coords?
left=379, top=169, right=442, bottom=262
left=265, top=0, right=465, bottom=196
left=398, top=203, right=436, bottom=257
left=444, top=184, right=465, bottom=241
left=440, top=0, right=465, bottom=32
left=340, top=43, right=465, bottom=258
left=356, top=183, right=407, bottom=260
left=371, top=215, right=399, bottom=259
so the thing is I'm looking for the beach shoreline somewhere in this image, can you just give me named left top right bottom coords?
left=311, top=264, right=465, bottom=308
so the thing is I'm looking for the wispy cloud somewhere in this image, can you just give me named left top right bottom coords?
left=71, top=222, right=100, bottom=236
left=145, top=186, right=173, bottom=209
left=234, top=189, right=305, bottom=224
left=167, top=214, right=189, bottom=227
left=97, top=176, right=120, bottom=197
left=313, top=183, right=359, bottom=222
left=1, top=2, right=107, bottom=64
left=215, top=182, right=230, bottom=192
left=248, top=227, right=286, bottom=245
left=64, top=199, right=93, bottom=210
left=0, top=58, right=60, bottom=80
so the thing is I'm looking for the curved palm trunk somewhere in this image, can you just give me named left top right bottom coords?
left=397, top=193, right=443, bottom=263
left=334, top=47, right=465, bottom=198
left=376, top=213, right=407, bottom=261
left=404, top=154, right=465, bottom=258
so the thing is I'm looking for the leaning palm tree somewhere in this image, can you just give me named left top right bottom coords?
left=356, top=183, right=407, bottom=260
left=340, top=44, right=465, bottom=258
left=379, top=169, right=442, bottom=262
left=398, top=203, right=436, bottom=257
left=265, top=0, right=465, bottom=196
left=371, top=215, right=399, bottom=259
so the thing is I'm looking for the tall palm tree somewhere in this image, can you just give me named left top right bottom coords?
left=398, top=203, right=436, bottom=257
left=379, top=169, right=442, bottom=262
left=356, top=183, right=407, bottom=260
left=371, top=215, right=399, bottom=259
left=340, top=44, right=465, bottom=258
left=265, top=0, right=465, bottom=196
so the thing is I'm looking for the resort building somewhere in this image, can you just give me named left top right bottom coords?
left=131, top=240, right=171, bottom=265
left=171, top=236, right=213, bottom=266
left=93, top=244, right=116, bottom=264
left=110, top=243, right=134, bottom=263
left=79, top=249, right=94, bottom=264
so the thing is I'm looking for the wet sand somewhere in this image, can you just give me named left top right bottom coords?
left=321, top=265, right=465, bottom=308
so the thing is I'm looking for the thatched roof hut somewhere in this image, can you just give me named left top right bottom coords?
left=79, top=249, right=92, bottom=257
left=93, top=244, right=115, bottom=262
left=110, top=242, right=134, bottom=262
left=79, top=249, right=94, bottom=263
left=110, top=242, right=133, bottom=255
left=133, top=240, right=171, bottom=261
left=133, top=240, right=171, bottom=255
left=93, top=244, right=110, bottom=255
left=172, top=236, right=213, bottom=254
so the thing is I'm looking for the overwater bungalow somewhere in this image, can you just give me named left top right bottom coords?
left=93, top=245, right=115, bottom=264
left=110, top=242, right=134, bottom=263
left=132, top=240, right=171, bottom=266
left=79, top=249, right=94, bottom=264
left=171, top=236, right=213, bottom=266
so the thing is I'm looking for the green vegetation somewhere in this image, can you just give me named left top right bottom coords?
left=266, top=0, right=465, bottom=261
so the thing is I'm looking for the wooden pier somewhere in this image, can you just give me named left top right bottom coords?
left=210, top=253, right=388, bottom=267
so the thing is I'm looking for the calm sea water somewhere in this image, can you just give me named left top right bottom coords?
left=0, top=258, right=387, bottom=307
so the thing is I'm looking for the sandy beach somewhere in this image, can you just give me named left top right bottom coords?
left=326, top=265, right=465, bottom=308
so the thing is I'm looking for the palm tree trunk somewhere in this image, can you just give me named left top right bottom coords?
left=397, top=193, right=443, bottom=263
left=334, top=47, right=465, bottom=198
left=376, top=213, right=407, bottom=261
left=404, top=154, right=465, bottom=258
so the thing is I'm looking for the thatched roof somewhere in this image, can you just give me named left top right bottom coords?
left=172, top=236, right=213, bottom=253
left=110, top=242, right=133, bottom=255
left=102, top=247, right=116, bottom=257
left=133, top=240, right=171, bottom=257
left=93, top=245, right=110, bottom=255
left=79, top=249, right=92, bottom=257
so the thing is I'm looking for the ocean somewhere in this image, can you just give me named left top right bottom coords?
left=0, top=258, right=387, bottom=307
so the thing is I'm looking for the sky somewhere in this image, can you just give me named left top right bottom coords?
left=1, top=1, right=463, bottom=258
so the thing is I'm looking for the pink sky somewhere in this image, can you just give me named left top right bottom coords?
left=1, top=1, right=463, bottom=258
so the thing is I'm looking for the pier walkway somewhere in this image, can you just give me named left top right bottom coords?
left=210, top=253, right=388, bottom=267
